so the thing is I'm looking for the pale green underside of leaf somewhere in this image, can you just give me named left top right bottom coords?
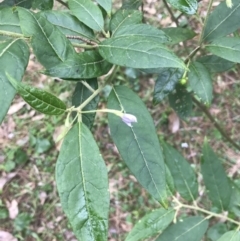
left=107, top=86, right=168, bottom=207
left=153, top=68, right=183, bottom=104
left=206, top=37, right=240, bottom=63
left=6, top=73, right=66, bottom=115
left=0, top=7, right=22, bottom=34
left=126, top=208, right=175, bottom=241
left=68, top=0, right=104, bottom=31
left=95, top=0, right=112, bottom=14
left=18, top=7, right=76, bottom=69
left=162, top=141, right=198, bottom=201
left=110, top=9, right=142, bottom=35
left=72, top=79, right=99, bottom=128
left=40, top=10, right=95, bottom=42
left=217, top=231, right=240, bottom=241
left=162, top=27, right=196, bottom=45
left=197, top=55, right=235, bottom=73
left=56, top=122, right=109, bottom=241
left=201, top=140, right=232, bottom=211
left=99, top=36, right=186, bottom=69
left=166, top=0, right=198, bottom=15
left=188, top=61, right=212, bottom=105
left=0, top=39, right=29, bottom=124
left=113, top=24, right=171, bottom=43
left=203, top=0, right=240, bottom=42
left=156, top=216, right=209, bottom=241
left=44, top=50, right=112, bottom=79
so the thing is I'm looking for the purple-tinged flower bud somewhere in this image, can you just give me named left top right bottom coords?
left=121, top=113, right=137, bottom=127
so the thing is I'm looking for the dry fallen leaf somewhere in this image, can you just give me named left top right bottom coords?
left=0, top=172, right=17, bottom=190
left=0, top=231, right=17, bottom=241
left=7, top=102, right=25, bottom=115
left=168, top=112, right=180, bottom=133
left=6, top=199, right=19, bottom=219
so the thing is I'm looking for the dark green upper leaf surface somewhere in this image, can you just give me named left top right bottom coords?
left=166, top=0, right=198, bottom=15
left=110, top=9, right=142, bottom=35
left=40, top=10, right=95, bottom=42
left=0, top=0, right=32, bottom=8
left=32, top=0, right=53, bottom=10
left=107, top=86, right=168, bottom=207
left=68, top=0, right=104, bottom=31
left=72, top=79, right=99, bottom=128
left=18, top=7, right=76, bottom=69
left=121, top=0, right=142, bottom=9
left=169, top=84, right=192, bottom=120
left=197, top=55, right=235, bottom=73
left=125, top=208, right=175, bottom=241
left=207, top=223, right=228, bottom=241
left=228, top=181, right=240, bottom=217
left=188, top=61, right=212, bottom=105
left=201, top=140, right=232, bottom=211
left=7, top=73, right=66, bottom=115
left=99, top=36, right=186, bottom=69
left=217, top=231, right=240, bottom=241
left=156, top=216, right=209, bottom=241
left=0, top=39, right=29, bottom=124
left=162, top=27, right=196, bottom=45
left=203, top=0, right=240, bottom=42
left=44, top=50, right=112, bottom=79
left=153, top=68, right=183, bottom=104
left=56, top=122, right=109, bottom=241
left=162, top=141, right=198, bottom=201
left=113, top=24, right=171, bottom=43
left=95, top=0, right=112, bottom=15
left=165, top=165, right=175, bottom=195
left=206, top=37, right=240, bottom=63
left=0, top=7, right=22, bottom=34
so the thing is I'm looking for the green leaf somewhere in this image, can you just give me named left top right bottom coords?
left=206, top=37, right=240, bottom=63
left=72, top=79, right=99, bottom=128
left=32, top=0, right=53, bottom=10
left=229, top=181, right=240, bottom=217
left=18, top=8, right=76, bottom=69
left=197, top=55, right=235, bottom=73
left=125, top=208, right=175, bottom=241
left=107, top=86, right=168, bottom=207
left=95, top=0, right=111, bottom=15
left=165, top=165, right=175, bottom=195
left=99, top=36, right=186, bottom=69
left=121, top=0, right=142, bottom=9
left=0, top=7, right=22, bottom=34
left=156, top=216, right=209, bottom=241
left=56, top=122, right=109, bottom=241
left=217, top=231, right=240, bottom=241
left=68, top=0, right=104, bottom=31
left=162, top=27, right=196, bottom=45
left=110, top=9, right=142, bottom=35
left=113, top=24, right=171, bottom=43
left=0, top=0, right=32, bottom=8
left=168, top=84, right=192, bottom=120
left=207, top=223, right=228, bottom=241
left=165, top=0, right=198, bottom=15
left=162, top=141, right=198, bottom=201
left=201, top=140, right=232, bottom=210
left=6, top=73, right=66, bottom=115
left=188, top=61, right=212, bottom=105
left=40, top=11, right=95, bottom=42
left=153, top=68, right=183, bottom=104
left=203, top=0, right=240, bottom=42
left=44, top=50, right=112, bottom=79
left=0, top=39, right=29, bottom=124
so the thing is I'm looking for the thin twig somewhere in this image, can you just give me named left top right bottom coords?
left=66, top=35, right=98, bottom=46
left=162, top=0, right=179, bottom=26
left=81, top=81, right=95, bottom=93
left=193, top=97, right=240, bottom=151
left=56, top=0, right=68, bottom=7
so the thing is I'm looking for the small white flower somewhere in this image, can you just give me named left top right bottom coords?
left=121, top=113, right=137, bottom=127
left=226, top=0, right=233, bottom=8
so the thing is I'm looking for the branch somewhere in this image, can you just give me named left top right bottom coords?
left=66, top=35, right=98, bottom=46
left=162, top=0, right=179, bottom=26
left=193, top=97, right=240, bottom=151
left=56, top=0, right=68, bottom=7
